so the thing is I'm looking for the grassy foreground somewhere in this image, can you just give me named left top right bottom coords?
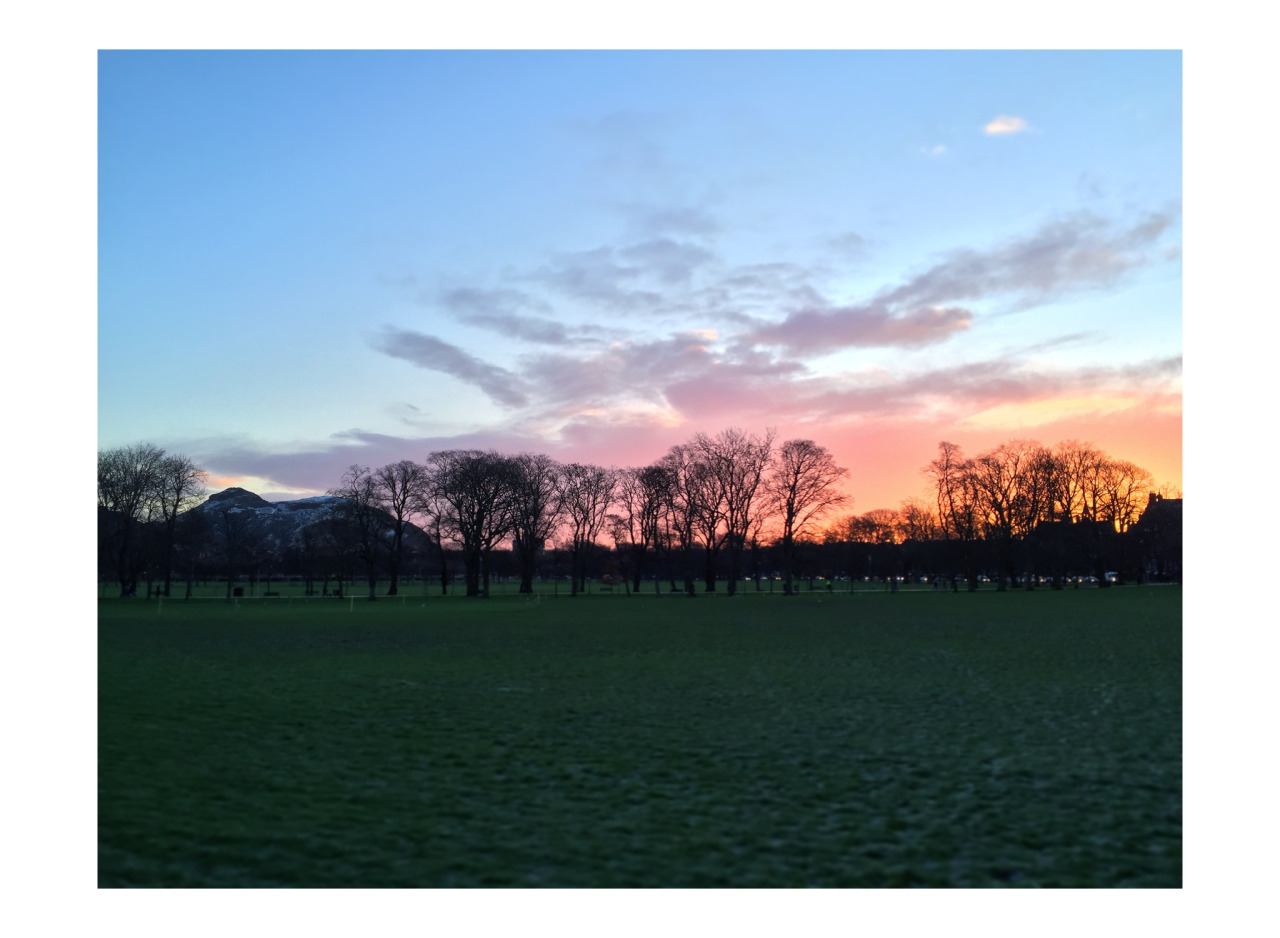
left=98, top=588, right=1181, bottom=887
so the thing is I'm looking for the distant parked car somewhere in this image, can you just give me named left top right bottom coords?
left=1105, top=571, right=1118, bottom=583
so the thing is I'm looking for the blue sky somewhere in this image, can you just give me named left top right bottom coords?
left=98, top=50, right=1181, bottom=506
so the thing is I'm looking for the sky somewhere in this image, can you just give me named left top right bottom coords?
left=98, top=50, right=1182, bottom=509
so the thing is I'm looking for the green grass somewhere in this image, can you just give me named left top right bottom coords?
left=98, top=587, right=1181, bottom=887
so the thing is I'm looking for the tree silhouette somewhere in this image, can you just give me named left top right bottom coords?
left=766, top=439, right=849, bottom=596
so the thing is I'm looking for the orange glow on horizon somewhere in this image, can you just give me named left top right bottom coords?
left=813, top=406, right=1181, bottom=513
left=962, top=393, right=1181, bottom=431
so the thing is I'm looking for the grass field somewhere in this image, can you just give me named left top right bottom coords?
left=98, top=587, right=1181, bottom=887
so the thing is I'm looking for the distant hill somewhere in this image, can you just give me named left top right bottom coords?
left=190, top=487, right=431, bottom=560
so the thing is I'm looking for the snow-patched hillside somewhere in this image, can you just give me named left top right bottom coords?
left=190, top=488, right=430, bottom=559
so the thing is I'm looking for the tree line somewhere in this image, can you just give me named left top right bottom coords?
left=325, top=430, right=845, bottom=600
left=98, top=430, right=1180, bottom=599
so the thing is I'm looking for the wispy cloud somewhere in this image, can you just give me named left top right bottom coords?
left=528, top=246, right=662, bottom=312
left=1016, top=332, right=1095, bottom=355
left=371, top=328, right=529, bottom=408
left=465, top=313, right=576, bottom=345
left=438, top=287, right=552, bottom=318
left=750, top=305, right=972, bottom=354
left=619, top=238, right=716, bottom=285
left=984, top=115, right=1030, bottom=135
left=876, top=209, right=1177, bottom=311
left=436, top=288, right=610, bottom=346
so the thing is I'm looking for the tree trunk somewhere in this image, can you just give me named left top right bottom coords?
left=387, top=530, right=403, bottom=596
left=518, top=547, right=536, bottom=594
left=463, top=549, right=482, bottom=597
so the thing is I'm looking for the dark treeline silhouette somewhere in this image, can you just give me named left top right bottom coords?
left=98, top=431, right=1181, bottom=599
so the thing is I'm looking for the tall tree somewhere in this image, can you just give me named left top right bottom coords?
left=152, top=453, right=208, bottom=597
left=693, top=428, right=775, bottom=596
left=509, top=453, right=563, bottom=594
left=687, top=455, right=726, bottom=593
left=609, top=464, right=669, bottom=594
left=373, top=460, right=429, bottom=596
left=416, top=483, right=454, bottom=596
left=925, top=441, right=982, bottom=590
left=328, top=465, right=386, bottom=601
left=556, top=463, right=617, bottom=595
left=655, top=444, right=705, bottom=596
left=766, top=439, right=850, bottom=596
left=969, top=440, right=1049, bottom=589
left=427, top=450, right=517, bottom=597
left=1050, top=440, right=1106, bottom=523
left=98, top=443, right=166, bottom=597
left=1098, top=459, right=1154, bottom=534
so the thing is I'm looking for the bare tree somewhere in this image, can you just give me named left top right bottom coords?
left=556, top=463, right=617, bottom=595
left=692, top=428, right=775, bottom=596
left=329, top=465, right=386, bottom=601
left=1097, top=459, right=1154, bottom=534
left=152, top=453, right=208, bottom=597
left=1050, top=440, right=1106, bottom=522
left=509, top=453, right=563, bottom=594
left=925, top=441, right=982, bottom=590
left=898, top=498, right=940, bottom=542
left=967, top=437, right=1049, bottom=586
left=416, top=482, right=454, bottom=596
left=427, top=450, right=517, bottom=597
left=766, top=438, right=849, bottom=596
left=688, top=457, right=726, bottom=593
left=373, top=460, right=429, bottom=596
left=863, top=509, right=904, bottom=543
left=655, top=444, right=705, bottom=596
left=98, top=443, right=166, bottom=597
left=609, top=464, right=669, bottom=594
